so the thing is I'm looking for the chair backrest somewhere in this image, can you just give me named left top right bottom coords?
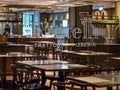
left=53, top=81, right=83, bottom=90
left=12, top=63, right=50, bottom=90
left=0, top=35, right=7, bottom=44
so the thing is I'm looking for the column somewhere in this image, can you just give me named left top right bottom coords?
left=115, top=1, right=120, bottom=39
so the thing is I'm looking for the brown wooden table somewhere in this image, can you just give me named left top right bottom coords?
left=67, top=72, right=120, bottom=90
left=0, top=43, right=34, bottom=54
left=110, top=57, right=120, bottom=60
left=62, top=50, right=113, bottom=64
left=107, top=57, right=120, bottom=70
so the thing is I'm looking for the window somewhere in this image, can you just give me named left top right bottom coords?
left=23, top=13, right=33, bottom=36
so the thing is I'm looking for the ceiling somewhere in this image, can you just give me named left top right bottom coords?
left=0, top=0, right=119, bottom=12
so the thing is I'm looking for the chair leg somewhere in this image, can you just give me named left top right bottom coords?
left=49, top=80, right=53, bottom=90
left=53, top=85, right=56, bottom=90
left=93, top=87, right=96, bottom=90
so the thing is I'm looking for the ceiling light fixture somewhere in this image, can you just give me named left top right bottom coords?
left=98, top=6, right=104, bottom=11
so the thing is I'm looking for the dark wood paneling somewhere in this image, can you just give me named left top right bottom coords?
left=69, top=5, right=92, bottom=43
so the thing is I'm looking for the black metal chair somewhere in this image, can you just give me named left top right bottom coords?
left=12, top=64, right=50, bottom=90
left=53, top=81, right=84, bottom=90
left=45, top=71, right=60, bottom=90
left=70, top=80, right=93, bottom=90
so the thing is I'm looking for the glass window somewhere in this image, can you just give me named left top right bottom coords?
left=22, top=13, right=33, bottom=36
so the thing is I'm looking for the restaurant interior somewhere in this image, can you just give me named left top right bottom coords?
left=0, top=0, right=120, bottom=90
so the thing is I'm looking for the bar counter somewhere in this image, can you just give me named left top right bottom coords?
left=0, top=43, right=33, bottom=53
left=7, top=37, right=57, bottom=44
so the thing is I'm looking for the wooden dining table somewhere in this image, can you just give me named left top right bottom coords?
left=107, top=57, right=120, bottom=69
left=67, top=72, right=120, bottom=90
left=62, top=50, right=113, bottom=64
left=29, top=41, right=55, bottom=44
left=16, top=59, right=89, bottom=90
left=0, top=52, right=38, bottom=89
left=0, top=43, right=34, bottom=54
left=109, top=57, right=120, bottom=60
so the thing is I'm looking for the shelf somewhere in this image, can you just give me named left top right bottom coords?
left=0, top=20, right=22, bottom=22
left=50, top=20, right=69, bottom=27
left=92, top=19, right=119, bottom=25
left=51, top=26, right=68, bottom=28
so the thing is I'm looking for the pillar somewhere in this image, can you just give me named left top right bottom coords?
left=115, top=1, right=120, bottom=39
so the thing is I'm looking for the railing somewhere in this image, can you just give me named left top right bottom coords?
left=92, top=15, right=119, bottom=20
left=92, top=15, right=119, bottom=25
